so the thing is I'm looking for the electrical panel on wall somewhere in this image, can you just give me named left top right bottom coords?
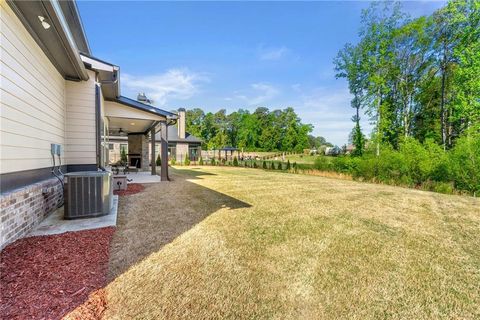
left=50, top=143, right=61, bottom=156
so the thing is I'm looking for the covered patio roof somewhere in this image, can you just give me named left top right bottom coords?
left=80, top=52, right=176, bottom=181
left=105, top=98, right=176, bottom=136
left=81, top=53, right=177, bottom=135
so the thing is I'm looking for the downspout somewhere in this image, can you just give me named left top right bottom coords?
left=95, top=83, right=103, bottom=170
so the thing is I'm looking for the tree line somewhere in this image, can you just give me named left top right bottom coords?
left=185, top=107, right=328, bottom=152
left=334, top=0, right=479, bottom=156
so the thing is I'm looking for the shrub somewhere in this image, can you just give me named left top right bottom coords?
left=253, top=162, right=258, bottom=168
left=184, top=155, right=190, bottom=166
left=331, top=156, right=357, bottom=173
left=313, top=156, right=332, bottom=171
left=427, top=181, right=455, bottom=194
left=270, top=162, right=275, bottom=170
left=263, top=161, right=267, bottom=169
left=233, top=156, right=239, bottom=166
left=156, top=154, right=161, bottom=166
left=399, top=138, right=430, bottom=184
left=244, top=162, right=248, bottom=167
left=199, top=157, right=204, bottom=165
left=170, top=158, right=176, bottom=165
left=120, top=145, right=127, bottom=165
left=448, top=133, right=480, bottom=194
left=374, top=147, right=410, bottom=185
left=293, top=162, right=297, bottom=172
left=423, top=139, right=449, bottom=182
left=211, top=158, right=216, bottom=166
left=286, top=160, right=291, bottom=170
left=277, top=162, right=282, bottom=170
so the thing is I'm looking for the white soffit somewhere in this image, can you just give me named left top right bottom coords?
left=80, top=54, right=115, bottom=72
left=105, top=101, right=166, bottom=121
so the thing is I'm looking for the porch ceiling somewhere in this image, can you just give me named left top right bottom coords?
left=108, top=117, right=154, bottom=136
left=105, top=100, right=168, bottom=136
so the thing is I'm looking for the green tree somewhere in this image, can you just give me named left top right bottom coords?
left=120, top=145, right=127, bottom=164
left=359, top=2, right=405, bottom=154
left=335, top=42, right=367, bottom=155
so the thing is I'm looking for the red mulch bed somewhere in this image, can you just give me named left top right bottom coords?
left=0, top=227, right=115, bottom=320
left=113, top=183, right=145, bottom=196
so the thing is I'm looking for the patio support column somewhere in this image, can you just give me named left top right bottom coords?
left=160, top=120, right=169, bottom=181
left=150, top=127, right=156, bottom=176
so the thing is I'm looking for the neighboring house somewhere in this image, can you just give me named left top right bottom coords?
left=324, top=146, right=341, bottom=156
left=345, top=144, right=355, bottom=154
left=0, top=0, right=176, bottom=249
left=161, top=108, right=203, bottom=162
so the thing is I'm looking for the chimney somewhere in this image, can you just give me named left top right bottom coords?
left=177, top=108, right=186, bottom=139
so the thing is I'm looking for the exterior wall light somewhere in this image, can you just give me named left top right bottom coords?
left=38, top=16, right=51, bottom=29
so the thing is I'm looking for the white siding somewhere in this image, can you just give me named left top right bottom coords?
left=64, top=70, right=97, bottom=165
left=0, top=2, right=66, bottom=174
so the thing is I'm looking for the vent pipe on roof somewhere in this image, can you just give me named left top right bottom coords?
left=137, top=92, right=153, bottom=105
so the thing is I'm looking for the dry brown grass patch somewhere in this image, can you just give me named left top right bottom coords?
left=70, top=166, right=480, bottom=319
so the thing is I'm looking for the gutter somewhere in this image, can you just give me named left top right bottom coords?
left=43, top=0, right=89, bottom=81
left=6, top=0, right=89, bottom=81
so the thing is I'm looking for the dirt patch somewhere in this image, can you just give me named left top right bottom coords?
left=0, top=227, right=115, bottom=320
left=63, top=288, right=108, bottom=320
left=113, top=183, right=145, bottom=196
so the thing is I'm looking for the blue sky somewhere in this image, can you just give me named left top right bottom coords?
left=78, top=1, right=445, bottom=145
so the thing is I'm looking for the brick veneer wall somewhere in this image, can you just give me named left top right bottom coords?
left=128, top=134, right=149, bottom=171
left=0, top=178, right=63, bottom=250
left=176, top=143, right=189, bottom=164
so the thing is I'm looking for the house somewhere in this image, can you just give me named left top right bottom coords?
left=345, top=144, right=355, bottom=154
left=108, top=107, right=203, bottom=165
left=160, top=108, right=203, bottom=163
left=0, top=0, right=176, bottom=249
left=324, top=146, right=341, bottom=156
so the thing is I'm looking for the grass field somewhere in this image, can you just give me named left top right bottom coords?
left=71, top=166, right=480, bottom=319
left=285, top=154, right=325, bottom=165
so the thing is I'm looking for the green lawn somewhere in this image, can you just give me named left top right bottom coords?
left=284, top=153, right=320, bottom=164
left=71, top=166, right=480, bottom=319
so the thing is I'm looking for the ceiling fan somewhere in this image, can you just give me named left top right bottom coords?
left=110, top=128, right=126, bottom=136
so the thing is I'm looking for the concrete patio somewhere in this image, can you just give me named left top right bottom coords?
left=124, top=171, right=161, bottom=184
left=29, top=195, right=119, bottom=237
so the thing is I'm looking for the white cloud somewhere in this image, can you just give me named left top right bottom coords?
left=235, top=82, right=280, bottom=106
left=259, top=46, right=290, bottom=61
left=295, top=87, right=373, bottom=146
left=291, top=83, right=302, bottom=92
left=122, top=68, right=209, bottom=105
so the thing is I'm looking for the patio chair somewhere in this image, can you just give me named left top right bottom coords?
left=126, top=159, right=139, bottom=174
left=111, top=165, right=120, bottom=175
